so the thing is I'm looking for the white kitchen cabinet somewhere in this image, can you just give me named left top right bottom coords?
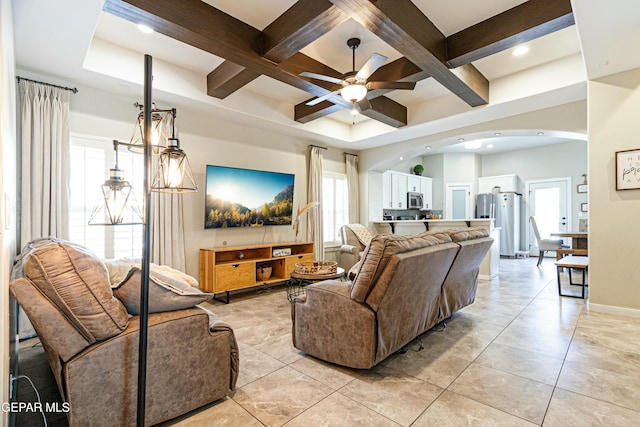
left=407, top=175, right=421, bottom=192
left=383, top=171, right=433, bottom=210
left=420, top=177, right=433, bottom=209
left=391, top=172, right=408, bottom=209
left=382, top=171, right=392, bottom=209
left=478, top=174, right=519, bottom=193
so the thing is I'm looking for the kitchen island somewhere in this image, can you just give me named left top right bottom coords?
left=371, top=219, right=500, bottom=279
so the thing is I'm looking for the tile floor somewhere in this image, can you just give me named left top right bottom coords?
left=15, top=258, right=640, bottom=426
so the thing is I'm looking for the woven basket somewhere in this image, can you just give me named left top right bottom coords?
left=294, top=260, right=337, bottom=275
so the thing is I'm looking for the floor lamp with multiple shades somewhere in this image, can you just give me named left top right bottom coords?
left=88, top=55, right=197, bottom=426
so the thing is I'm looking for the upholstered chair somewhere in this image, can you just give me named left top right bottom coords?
left=338, top=223, right=373, bottom=271
left=530, top=216, right=564, bottom=266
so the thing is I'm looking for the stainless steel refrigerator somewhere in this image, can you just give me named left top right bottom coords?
left=476, top=192, right=521, bottom=257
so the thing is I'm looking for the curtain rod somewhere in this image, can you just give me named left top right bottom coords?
left=309, top=144, right=327, bottom=150
left=16, top=76, right=78, bottom=94
left=344, top=152, right=358, bottom=156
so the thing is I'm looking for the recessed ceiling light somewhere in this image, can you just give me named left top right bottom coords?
left=138, top=24, right=154, bottom=34
left=425, top=146, right=431, bottom=150
left=537, top=131, right=544, bottom=136
left=513, top=45, right=530, bottom=56
left=458, top=138, right=465, bottom=142
left=399, top=156, right=404, bottom=160
left=464, top=141, right=482, bottom=150
left=494, top=132, right=501, bottom=136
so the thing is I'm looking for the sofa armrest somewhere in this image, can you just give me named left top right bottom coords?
left=291, top=280, right=377, bottom=369
left=63, top=306, right=237, bottom=427
left=338, top=245, right=361, bottom=271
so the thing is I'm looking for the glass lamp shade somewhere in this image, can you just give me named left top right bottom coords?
left=151, top=138, right=198, bottom=193
left=341, top=83, right=367, bottom=102
left=88, top=168, right=143, bottom=225
left=127, top=110, right=171, bottom=154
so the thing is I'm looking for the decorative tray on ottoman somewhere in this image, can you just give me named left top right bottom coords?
left=294, top=260, right=337, bottom=275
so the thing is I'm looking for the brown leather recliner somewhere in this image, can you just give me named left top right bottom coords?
left=292, top=228, right=493, bottom=369
left=10, top=238, right=238, bottom=426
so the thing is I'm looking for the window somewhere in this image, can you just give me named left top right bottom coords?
left=322, top=172, right=349, bottom=246
left=69, top=135, right=143, bottom=259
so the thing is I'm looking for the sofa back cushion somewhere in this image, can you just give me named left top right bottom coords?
left=372, top=242, right=460, bottom=363
left=439, top=231, right=494, bottom=319
left=446, top=226, right=490, bottom=242
left=23, top=240, right=129, bottom=342
left=351, top=232, right=452, bottom=303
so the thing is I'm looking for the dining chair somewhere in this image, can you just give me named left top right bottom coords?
left=530, top=216, right=564, bottom=266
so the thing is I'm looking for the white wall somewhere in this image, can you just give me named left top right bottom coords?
left=588, top=67, right=640, bottom=313
left=1, top=0, right=17, bottom=418
left=68, top=84, right=323, bottom=279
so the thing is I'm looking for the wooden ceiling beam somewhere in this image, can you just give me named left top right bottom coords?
left=328, top=0, right=489, bottom=107
left=207, top=0, right=349, bottom=99
left=261, top=0, right=349, bottom=63
left=104, top=0, right=411, bottom=127
left=446, top=0, right=575, bottom=68
left=206, top=61, right=261, bottom=99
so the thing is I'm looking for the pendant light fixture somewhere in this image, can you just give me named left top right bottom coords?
left=88, top=141, right=143, bottom=225
left=126, top=103, right=174, bottom=154
left=151, top=109, right=198, bottom=193
left=89, top=107, right=196, bottom=226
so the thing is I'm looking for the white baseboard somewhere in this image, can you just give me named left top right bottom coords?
left=586, top=302, right=640, bottom=318
left=479, top=274, right=491, bottom=280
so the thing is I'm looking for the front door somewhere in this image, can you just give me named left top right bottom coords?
left=527, top=178, right=570, bottom=256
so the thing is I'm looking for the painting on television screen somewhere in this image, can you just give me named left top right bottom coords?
left=205, top=165, right=294, bottom=229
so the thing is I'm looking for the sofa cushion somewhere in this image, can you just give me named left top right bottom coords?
left=446, top=226, right=489, bottom=242
left=350, top=232, right=452, bottom=302
left=113, top=267, right=213, bottom=314
left=23, top=240, right=129, bottom=342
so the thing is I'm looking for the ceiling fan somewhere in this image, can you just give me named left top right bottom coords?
left=300, top=38, right=416, bottom=111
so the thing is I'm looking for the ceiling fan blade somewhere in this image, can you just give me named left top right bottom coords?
left=300, top=71, right=343, bottom=85
left=367, top=81, right=417, bottom=90
left=305, top=90, right=341, bottom=106
left=356, top=53, right=387, bottom=81
left=357, top=97, right=372, bottom=111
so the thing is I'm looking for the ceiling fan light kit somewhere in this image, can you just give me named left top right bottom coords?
left=341, top=83, right=367, bottom=102
left=300, top=37, right=415, bottom=111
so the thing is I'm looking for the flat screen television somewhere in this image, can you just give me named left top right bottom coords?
left=205, top=165, right=295, bottom=229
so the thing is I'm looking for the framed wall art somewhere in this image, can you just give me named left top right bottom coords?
left=615, top=149, right=640, bottom=190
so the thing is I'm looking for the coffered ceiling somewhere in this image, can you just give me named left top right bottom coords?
left=11, top=1, right=640, bottom=153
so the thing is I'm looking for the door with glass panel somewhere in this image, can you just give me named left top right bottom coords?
left=527, top=179, right=570, bottom=256
left=445, top=184, right=471, bottom=219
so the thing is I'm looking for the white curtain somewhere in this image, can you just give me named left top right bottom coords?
left=19, top=80, right=70, bottom=248
left=307, top=146, right=324, bottom=260
left=149, top=113, right=187, bottom=270
left=346, top=153, right=359, bottom=224
left=150, top=193, right=186, bottom=270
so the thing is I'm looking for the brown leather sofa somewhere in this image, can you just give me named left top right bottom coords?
left=292, top=227, right=493, bottom=369
left=10, top=238, right=238, bottom=426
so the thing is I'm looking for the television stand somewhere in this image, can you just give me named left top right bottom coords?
left=199, top=241, right=314, bottom=302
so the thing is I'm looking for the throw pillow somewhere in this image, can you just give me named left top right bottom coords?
left=113, top=267, right=213, bottom=314
left=23, top=240, right=129, bottom=342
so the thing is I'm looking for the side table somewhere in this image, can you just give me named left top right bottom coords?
left=287, top=267, right=346, bottom=302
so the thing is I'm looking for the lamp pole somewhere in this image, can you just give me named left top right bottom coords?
left=137, top=53, right=153, bottom=427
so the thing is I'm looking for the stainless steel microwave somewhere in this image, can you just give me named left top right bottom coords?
left=407, top=192, right=423, bottom=209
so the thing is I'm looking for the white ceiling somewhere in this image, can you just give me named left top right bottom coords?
left=11, top=0, right=640, bottom=155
